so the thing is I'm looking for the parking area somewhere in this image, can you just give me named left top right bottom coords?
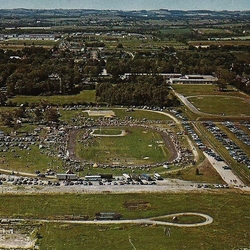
left=202, top=121, right=250, bottom=167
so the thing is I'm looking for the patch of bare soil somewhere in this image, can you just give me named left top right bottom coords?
left=0, top=234, right=36, bottom=249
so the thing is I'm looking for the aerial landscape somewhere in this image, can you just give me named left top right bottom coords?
left=0, top=0, right=249, bottom=249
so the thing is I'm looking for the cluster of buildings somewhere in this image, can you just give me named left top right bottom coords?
left=120, top=73, right=218, bottom=84
left=0, top=33, right=60, bottom=41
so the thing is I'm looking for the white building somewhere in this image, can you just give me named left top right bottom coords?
left=169, top=75, right=218, bottom=84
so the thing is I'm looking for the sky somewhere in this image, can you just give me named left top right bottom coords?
left=0, top=0, right=249, bottom=11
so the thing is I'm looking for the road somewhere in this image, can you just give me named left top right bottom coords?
left=5, top=212, right=213, bottom=228
left=204, top=153, right=250, bottom=191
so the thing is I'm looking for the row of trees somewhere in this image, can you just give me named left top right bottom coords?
left=96, top=76, right=179, bottom=107
left=0, top=104, right=60, bottom=127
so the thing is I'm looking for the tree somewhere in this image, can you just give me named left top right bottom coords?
left=116, top=43, right=123, bottom=49
left=0, top=111, right=14, bottom=126
left=0, top=93, right=7, bottom=106
left=44, top=107, right=60, bottom=124
left=215, top=80, right=227, bottom=92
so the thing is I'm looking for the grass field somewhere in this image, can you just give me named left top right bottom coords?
left=0, top=192, right=249, bottom=249
left=188, top=96, right=250, bottom=116
left=8, top=90, right=96, bottom=106
left=0, top=145, right=64, bottom=173
left=172, top=84, right=245, bottom=98
left=188, top=40, right=250, bottom=46
left=92, top=128, right=123, bottom=135
left=76, top=127, right=170, bottom=165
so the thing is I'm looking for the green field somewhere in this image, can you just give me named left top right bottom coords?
left=0, top=192, right=249, bottom=249
left=8, top=90, right=96, bottom=106
left=112, top=108, right=172, bottom=120
left=188, top=40, right=250, bottom=46
left=172, top=84, right=244, bottom=98
left=0, top=145, right=64, bottom=173
left=92, top=128, right=123, bottom=135
left=188, top=96, right=250, bottom=116
left=76, top=127, right=170, bottom=165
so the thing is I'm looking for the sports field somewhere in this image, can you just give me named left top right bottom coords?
left=76, top=127, right=171, bottom=165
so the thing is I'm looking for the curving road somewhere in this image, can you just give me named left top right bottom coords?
left=8, top=212, right=213, bottom=228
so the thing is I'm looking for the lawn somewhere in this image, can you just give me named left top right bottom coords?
left=0, top=192, right=249, bottom=249
left=76, top=127, right=171, bottom=165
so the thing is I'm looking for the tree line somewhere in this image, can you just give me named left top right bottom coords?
left=96, top=76, right=179, bottom=107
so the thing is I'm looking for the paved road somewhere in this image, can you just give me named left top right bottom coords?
left=204, top=153, right=250, bottom=191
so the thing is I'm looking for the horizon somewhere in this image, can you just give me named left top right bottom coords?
left=2, top=7, right=250, bottom=12
left=0, top=0, right=249, bottom=11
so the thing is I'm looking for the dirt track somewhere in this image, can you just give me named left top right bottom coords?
left=67, top=127, right=178, bottom=165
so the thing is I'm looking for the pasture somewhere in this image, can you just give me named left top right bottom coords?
left=76, top=127, right=171, bottom=165
left=0, top=192, right=249, bottom=249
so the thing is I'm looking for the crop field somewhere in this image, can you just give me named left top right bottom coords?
left=0, top=39, right=57, bottom=46
left=188, top=96, right=250, bottom=116
left=196, top=28, right=233, bottom=34
left=189, top=40, right=250, bottom=46
left=0, top=192, right=249, bottom=249
left=76, top=127, right=171, bottom=165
